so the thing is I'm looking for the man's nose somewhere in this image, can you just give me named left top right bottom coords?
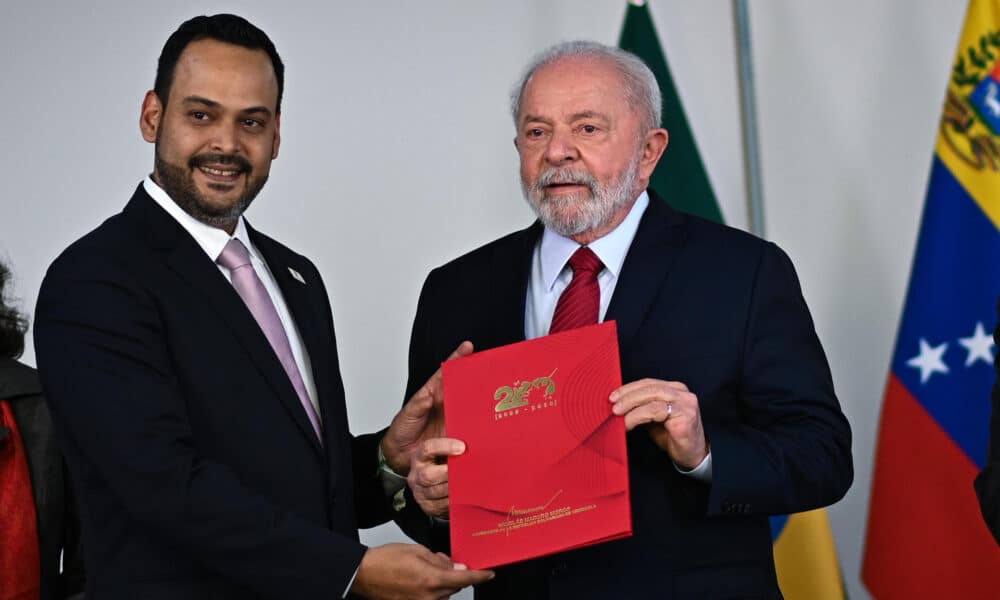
left=209, top=122, right=241, bottom=155
left=543, top=130, right=579, bottom=165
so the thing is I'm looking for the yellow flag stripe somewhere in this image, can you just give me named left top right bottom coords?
left=772, top=509, right=845, bottom=600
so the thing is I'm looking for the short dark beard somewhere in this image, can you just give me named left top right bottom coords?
left=153, top=146, right=267, bottom=230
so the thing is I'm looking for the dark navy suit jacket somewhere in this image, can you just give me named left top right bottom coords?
left=974, top=300, right=1000, bottom=544
left=34, top=185, right=392, bottom=599
left=400, top=192, right=853, bottom=599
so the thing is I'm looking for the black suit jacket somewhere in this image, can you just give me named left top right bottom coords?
left=0, top=358, right=84, bottom=600
left=400, top=193, right=853, bottom=599
left=34, top=185, right=392, bottom=599
left=974, top=300, right=1000, bottom=544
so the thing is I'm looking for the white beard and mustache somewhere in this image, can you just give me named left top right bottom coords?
left=521, top=150, right=641, bottom=237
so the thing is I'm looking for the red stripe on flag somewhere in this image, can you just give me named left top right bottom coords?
left=862, top=375, right=1000, bottom=599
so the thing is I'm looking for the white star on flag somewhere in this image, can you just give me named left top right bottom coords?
left=906, top=338, right=949, bottom=384
left=958, top=321, right=994, bottom=367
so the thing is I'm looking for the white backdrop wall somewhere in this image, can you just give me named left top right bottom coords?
left=0, top=2, right=970, bottom=599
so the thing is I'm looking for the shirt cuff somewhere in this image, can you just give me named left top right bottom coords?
left=674, top=450, right=712, bottom=483
left=377, top=440, right=408, bottom=511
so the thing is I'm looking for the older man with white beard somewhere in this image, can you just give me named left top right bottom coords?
left=396, top=41, right=853, bottom=599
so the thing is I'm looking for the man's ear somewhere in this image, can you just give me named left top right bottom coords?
left=271, top=113, right=281, bottom=159
left=638, top=127, right=669, bottom=181
left=140, top=91, right=162, bottom=144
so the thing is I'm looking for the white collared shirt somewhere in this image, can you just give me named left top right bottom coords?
left=524, top=191, right=712, bottom=482
left=143, top=177, right=321, bottom=420
left=525, top=192, right=650, bottom=339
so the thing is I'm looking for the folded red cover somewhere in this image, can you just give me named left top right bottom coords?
left=441, top=321, right=632, bottom=569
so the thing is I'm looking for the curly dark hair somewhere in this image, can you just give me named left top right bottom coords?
left=0, top=260, right=28, bottom=359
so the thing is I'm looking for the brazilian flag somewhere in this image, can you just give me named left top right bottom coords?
left=618, top=0, right=722, bottom=223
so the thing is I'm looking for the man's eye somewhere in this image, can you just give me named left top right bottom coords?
left=526, top=128, right=544, bottom=137
left=243, top=119, right=261, bottom=128
left=581, top=125, right=597, bottom=134
left=190, top=111, right=209, bottom=121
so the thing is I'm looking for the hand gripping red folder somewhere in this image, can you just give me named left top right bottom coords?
left=441, top=321, right=632, bottom=569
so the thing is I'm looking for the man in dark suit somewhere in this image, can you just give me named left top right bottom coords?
left=33, top=14, right=491, bottom=599
left=401, top=41, right=853, bottom=598
left=974, top=301, right=1000, bottom=545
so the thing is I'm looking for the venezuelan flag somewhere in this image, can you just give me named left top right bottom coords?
left=862, top=1, right=1000, bottom=598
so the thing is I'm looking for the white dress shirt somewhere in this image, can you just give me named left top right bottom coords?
left=143, top=177, right=321, bottom=422
left=525, top=192, right=712, bottom=482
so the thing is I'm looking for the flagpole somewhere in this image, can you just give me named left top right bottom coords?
left=733, top=0, right=766, bottom=237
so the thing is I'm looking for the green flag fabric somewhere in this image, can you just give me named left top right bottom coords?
left=618, top=1, right=724, bottom=223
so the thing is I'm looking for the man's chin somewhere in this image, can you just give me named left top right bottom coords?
left=538, top=210, right=593, bottom=237
left=183, top=188, right=248, bottom=225
left=194, top=182, right=244, bottom=208
left=540, top=189, right=593, bottom=204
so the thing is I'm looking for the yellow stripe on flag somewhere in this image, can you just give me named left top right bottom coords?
left=772, top=509, right=845, bottom=600
left=935, top=0, right=1000, bottom=229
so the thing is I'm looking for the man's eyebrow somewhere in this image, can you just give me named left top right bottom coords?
left=240, top=106, right=273, bottom=118
left=520, top=111, right=610, bottom=125
left=181, top=95, right=220, bottom=108
left=568, top=111, right=609, bottom=122
left=520, top=114, right=552, bottom=126
left=180, top=96, right=273, bottom=118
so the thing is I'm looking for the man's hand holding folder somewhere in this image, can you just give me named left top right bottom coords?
left=411, top=321, right=633, bottom=570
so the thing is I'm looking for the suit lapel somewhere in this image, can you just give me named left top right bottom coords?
left=246, top=226, right=334, bottom=458
left=488, top=222, right=543, bottom=347
left=129, top=189, right=325, bottom=460
left=605, top=193, right=689, bottom=350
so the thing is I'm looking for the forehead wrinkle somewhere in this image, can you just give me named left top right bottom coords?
left=568, top=110, right=610, bottom=122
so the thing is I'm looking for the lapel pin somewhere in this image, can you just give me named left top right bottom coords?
left=288, top=267, right=306, bottom=284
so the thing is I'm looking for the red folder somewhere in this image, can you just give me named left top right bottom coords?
left=441, top=321, right=632, bottom=569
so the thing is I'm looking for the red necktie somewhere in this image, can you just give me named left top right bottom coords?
left=550, top=247, right=604, bottom=334
left=0, top=399, right=41, bottom=600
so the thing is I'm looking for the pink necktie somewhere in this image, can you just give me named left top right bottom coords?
left=217, top=239, right=322, bottom=444
left=550, top=246, right=604, bottom=334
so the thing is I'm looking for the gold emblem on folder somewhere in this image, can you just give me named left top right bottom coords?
left=494, top=369, right=557, bottom=413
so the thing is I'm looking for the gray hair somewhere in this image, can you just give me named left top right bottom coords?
left=510, top=40, right=662, bottom=132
